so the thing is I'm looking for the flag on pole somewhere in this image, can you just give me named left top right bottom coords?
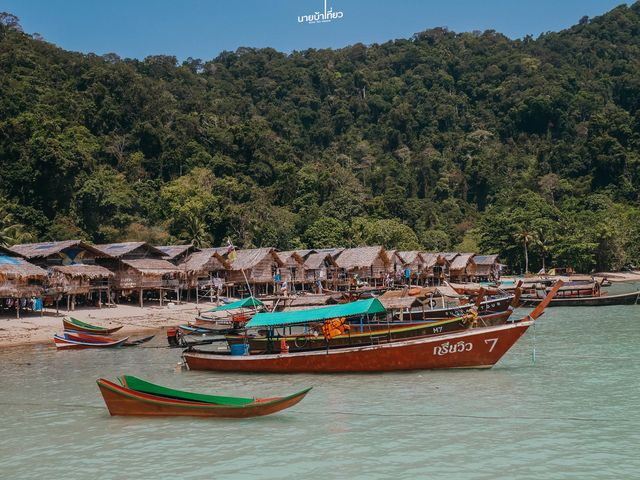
left=227, top=239, right=238, bottom=262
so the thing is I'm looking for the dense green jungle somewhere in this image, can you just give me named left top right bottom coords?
left=2, top=4, right=640, bottom=272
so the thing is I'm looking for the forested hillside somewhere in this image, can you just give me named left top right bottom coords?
left=1, top=4, right=640, bottom=273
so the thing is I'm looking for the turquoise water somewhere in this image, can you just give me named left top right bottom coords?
left=1, top=287, right=639, bottom=479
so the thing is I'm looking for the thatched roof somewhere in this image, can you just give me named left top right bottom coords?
left=440, top=252, right=460, bottom=262
left=378, top=296, right=421, bottom=310
left=450, top=253, right=475, bottom=271
left=93, top=242, right=166, bottom=258
left=474, top=255, right=499, bottom=265
left=156, top=244, right=195, bottom=260
left=182, top=248, right=227, bottom=274
left=228, top=248, right=283, bottom=271
left=294, top=249, right=315, bottom=259
left=286, top=295, right=336, bottom=307
left=277, top=250, right=305, bottom=266
left=334, top=246, right=388, bottom=269
left=304, top=249, right=342, bottom=270
left=398, top=251, right=423, bottom=265
left=10, top=240, right=105, bottom=259
left=121, top=258, right=182, bottom=275
left=50, top=264, right=114, bottom=279
left=0, top=255, right=48, bottom=280
left=421, top=253, right=439, bottom=268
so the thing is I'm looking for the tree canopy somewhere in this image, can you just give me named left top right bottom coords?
left=1, top=5, right=640, bottom=271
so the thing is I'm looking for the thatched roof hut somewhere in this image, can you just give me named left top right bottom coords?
left=180, top=248, right=228, bottom=288
left=397, top=251, right=425, bottom=276
left=0, top=246, right=48, bottom=298
left=334, top=246, right=389, bottom=283
left=387, top=250, right=402, bottom=274
left=48, top=264, right=114, bottom=295
left=93, top=242, right=181, bottom=291
left=303, top=249, right=341, bottom=283
left=449, top=253, right=476, bottom=281
left=474, top=255, right=501, bottom=280
left=277, top=250, right=309, bottom=283
left=226, top=248, right=284, bottom=285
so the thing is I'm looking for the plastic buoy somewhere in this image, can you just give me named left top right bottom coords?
left=280, top=338, right=289, bottom=354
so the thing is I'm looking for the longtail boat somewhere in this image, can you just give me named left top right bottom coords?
left=97, top=375, right=311, bottom=417
left=61, top=331, right=153, bottom=347
left=63, top=317, right=123, bottom=335
left=226, top=309, right=515, bottom=354
left=183, top=282, right=561, bottom=373
left=54, top=333, right=129, bottom=349
left=403, top=293, right=516, bottom=321
left=196, top=297, right=264, bottom=324
left=521, top=289, right=640, bottom=307
left=446, top=281, right=501, bottom=296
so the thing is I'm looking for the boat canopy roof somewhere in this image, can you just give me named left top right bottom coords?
left=206, top=297, right=264, bottom=312
left=246, top=298, right=386, bottom=328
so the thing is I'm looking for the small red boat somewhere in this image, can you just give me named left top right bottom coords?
left=97, top=375, right=311, bottom=418
left=53, top=332, right=129, bottom=349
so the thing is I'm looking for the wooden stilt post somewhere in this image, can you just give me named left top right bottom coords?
left=16, top=298, right=20, bottom=319
left=71, top=294, right=76, bottom=311
left=140, top=288, right=143, bottom=307
left=160, top=289, right=163, bottom=307
left=67, top=295, right=71, bottom=312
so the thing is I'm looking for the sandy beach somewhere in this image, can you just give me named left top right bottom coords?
left=594, top=271, right=640, bottom=282
left=0, top=300, right=221, bottom=347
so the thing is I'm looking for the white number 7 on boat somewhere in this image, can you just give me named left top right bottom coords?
left=484, top=338, right=498, bottom=352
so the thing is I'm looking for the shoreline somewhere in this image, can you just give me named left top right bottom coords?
left=0, top=300, right=220, bottom=348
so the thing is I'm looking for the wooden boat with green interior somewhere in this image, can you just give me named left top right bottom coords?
left=97, top=375, right=311, bottom=417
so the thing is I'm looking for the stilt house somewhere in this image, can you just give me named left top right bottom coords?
left=0, top=245, right=48, bottom=317
left=303, top=248, right=342, bottom=291
left=473, top=255, right=501, bottom=282
left=9, top=240, right=114, bottom=309
left=448, top=253, right=477, bottom=282
left=333, top=246, right=390, bottom=288
left=93, top=242, right=183, bottom=306
left=225, top=248, right=284, bottom=297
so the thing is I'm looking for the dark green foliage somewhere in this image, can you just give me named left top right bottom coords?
left=1, top=5, right=640, bottom=271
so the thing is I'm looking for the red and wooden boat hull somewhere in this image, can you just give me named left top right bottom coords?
left=53, top=334, right=128, bottom=349
left=184, top=321, right=533, bottom=373
left=97, top=379, right=310, bottom=418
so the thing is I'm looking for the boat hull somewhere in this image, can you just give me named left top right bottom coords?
left=63, top=318, right=123, bottom=335
left=53, top=334, right=128, bottom=349
left=97, top=379, right=310, bottom=418
left=520, top=290, right=640, bottom=307
left=184, top=321, right=532, bottom=373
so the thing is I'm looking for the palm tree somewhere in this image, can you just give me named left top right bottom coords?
left=183, top=214, right=212, bottom=248
left=515, top=229, right=536, bottom=274
left=0, top=214, right=34, bottom=246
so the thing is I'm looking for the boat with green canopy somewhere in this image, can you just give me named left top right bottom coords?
left=97, top=375, right=311, bottom=417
